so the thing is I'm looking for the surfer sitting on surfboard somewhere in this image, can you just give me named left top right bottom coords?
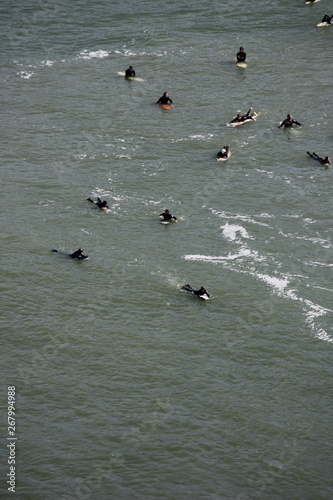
left=217, top=146, right=229, bottom=159
left=87, top=197, right=109, bottom=209
left=278, top=114, right=302, bottom=129
left=307, top=152, right=331, bottom=166
left=236, top=47, right=246, bottom=62
left=321, top=13, right=333, bottom=24
left=160, top=209, right=177, bottom=222
left=230, top=108, right=255, bottom=124
left=125, top=65, right=136, bottom=77
left=157, top=92, right=173, bottom=105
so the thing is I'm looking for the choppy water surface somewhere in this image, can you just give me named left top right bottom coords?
left=1, top=0, right=333, bottom=498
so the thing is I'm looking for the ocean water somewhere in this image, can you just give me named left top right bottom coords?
left=1, top=0, right=333, bottom=499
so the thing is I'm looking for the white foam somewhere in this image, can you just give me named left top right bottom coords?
left=18, top=71, right=34, bottom=79
left=78, top=49, right=109, bottom=59
left=221, top=223, right=253, bottom=242
left=41, top=60, right=54, bottom=67
left=210, top=208, right=273, bottom=227
left=256, top=273, right=289, bottom=294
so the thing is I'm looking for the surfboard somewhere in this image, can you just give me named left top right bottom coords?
left=117, top=71, right=145, bottom=82
left=160, top=217, right=176, bottom=224
left=305, top=0, right=320, bottom=4
left=317, top=21, right=331, bottom=26
left=236, top=62, right=247, bottom=68
left=160, top=104, right=173, bottom=110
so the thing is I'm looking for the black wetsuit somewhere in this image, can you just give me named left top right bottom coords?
left=321, top=14, right=333, bottom=24
left=278, top=118, right=302, bottom=128
left=217, top=146, right=229, bottom=158
left=125, top=68, right=135, bottom=77
left=160, top=212, right=177, bottom=221
left=237, top=51, right=246, bottom=62
left=194, top=288, right=210, bottom=298
left=157, top=95, right=173, bottom=105
left=70, top=249, right=88, bottom=259
left=87, top=197, right=109, bottom=209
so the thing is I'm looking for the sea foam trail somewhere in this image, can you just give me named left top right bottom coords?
left=184, top=220, right=332, bottom=343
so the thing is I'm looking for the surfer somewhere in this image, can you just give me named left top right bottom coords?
left=157, top=92, right=173, bottom=105
left=181, top=284, right=210, bottom=299
left=307, top=152, right=331, bottom=166
left=160, top=209, right=177, bottom=222
left=217, top=145, right=229, bottom=159
left=278, top=114, right=302, bottom=129
left=125, top=65, right=136, bottom=77
left=236, top=47, right=246, bottom=62
left=321, top=13, right=333, bottom=24
left=230, top=107, right=255, bottom=124
left=51, top=248, right=88, bottom=259
left=70, top=248, right=88, bottom=259
left=87, top=197, right=109, bottom=209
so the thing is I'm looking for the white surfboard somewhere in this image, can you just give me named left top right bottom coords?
left=199, top=294, right=210, bottom=300
left=236, top=62, right=247, bottom=68
left=305, top=0, right=320, bottom=4
left=160, top=217, right=176, bottom=224
left=117, top=71, right=145, bottom=82
left=317, top=21, right=331, bottom=26
left=228, top=113, right=257, bottom=127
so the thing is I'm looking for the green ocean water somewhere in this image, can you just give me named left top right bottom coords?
left=1, top=1, right=333, bottom=498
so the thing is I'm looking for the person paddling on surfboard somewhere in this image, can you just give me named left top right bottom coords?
left=278, top=114, right=302, bottom=129
left=160, top=209, right=177, bottom=222
left=217, top=145, right=229, bottom=159
left=230, top=108, right=255, bottom=124
left=51, top=248, right=88, bottom=259
left=181, top=284, right=210, bottom=299
left=307, top=152, right=331, bottom=166
left=125, top=65, right=136, bottom=77
left=87, top=197, right=109, bottom=210
left=157, top=92, right=173, bottom=105
left=236, top=47, right=246, bottom=62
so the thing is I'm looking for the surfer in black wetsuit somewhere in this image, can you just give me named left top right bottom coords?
left=160, top=209, right=177, bottom=221
left=307, top=152, right=331, bottom=166
left=236, top=47, right=246, bottom=62
left=157, top=92, right=173, bottom=105
left=181, top=284, right=210, bottom=298
left=321, top=13, right=333, bottom=24
left=125, top=65, right=135, bottom=77
left=87, top=197, right=109, bottom=209
left=230, top=107, right=255, bottom=124
left=217, top=145, right=229, bottom=159
left=70, top=248, right=88, bottom=259
left=278, top=114, right=302, bottom=129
